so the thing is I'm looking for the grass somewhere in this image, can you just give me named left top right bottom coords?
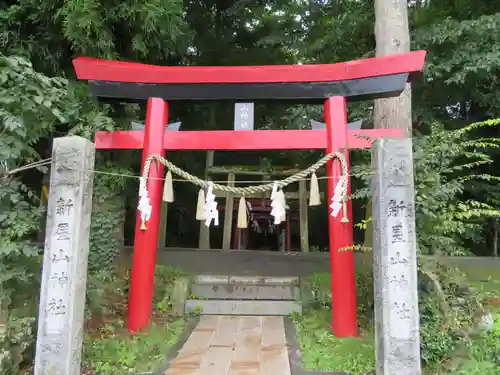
left=295, top=269, right=500, bottom=375
left=82, top=318, right=185, bottom=374
left=293, top=309, right=376, bottom=374
left=444, top=312, right=500, bottom=375
left=462, top=268, right=500, bottom=293
left=295, top=308, right=500, bottom=375
left=293, top=271, right=376, bottom=374
left=80, top=264, right=190, bottom=375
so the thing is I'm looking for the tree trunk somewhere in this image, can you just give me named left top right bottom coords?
left=373, top=0, right=412, bottom=135
left=493, top=219, right=499, bottom=257
left=365, top=0, right=412, bottom=250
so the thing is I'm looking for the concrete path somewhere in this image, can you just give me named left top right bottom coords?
left=165, top=315, right=291, bottom=375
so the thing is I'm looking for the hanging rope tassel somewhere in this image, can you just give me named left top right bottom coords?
left=138, top=176, right=152, bottom=231
left=237, top=196, right=248, bottom=228
left=309, top=172, right=321, bottom=206
left=162, top=171, right=174, bottom=203
left=196, top=188, right=206, bottom=220
left=280, top=189, right=287, bottom=222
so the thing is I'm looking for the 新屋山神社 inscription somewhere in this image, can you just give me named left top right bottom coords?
left=372, top=138, right=421, bottom=375
left=44, top=192, right=74, bottom=335
left=386, top=193, right=416, bottom=338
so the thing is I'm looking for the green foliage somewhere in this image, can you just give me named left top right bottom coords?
left=293, top=310, right=375, bottom=375
left=85, top=267, right=128, bottom=320
left=298, top=0, right=374, bottom=64
left=0, top=0, right=191, bottom=74
left=1, top=0, right=191, bottom=271
left=88, top=163, right=128, bottom=270
left=418, top=259, right=500, bottom=373
left=297, top=271, right=376, bottom=374
left=0, top=55, right=68, bottom=307
left=300, top=263, right=500, bottom=374
left=418, top=260, right=482, bottom=366
left=0, top=54, right=121, bottom=374
left=413, top=11, right=500, bottom=117
left=83, top=265, right=188, bottom=374
left=0, top=55, right=68, bottom=375
left=153, top=266, right=188, bottom=313
left=413, top=120, right=500, bottom=255
left=85, top=264, right=187, bottom=320
left=0, top=315, right=36, bottom=375
left=302, top=270, right=374, bottom=323
left=82, top=318, right=185, bottom=374
left=353, top=120, right=500, bottom=255
left=457, top=313, right=500, bottom=375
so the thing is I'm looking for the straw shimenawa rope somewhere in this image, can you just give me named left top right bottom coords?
left=141, top=152, right=347, bottom=194
left=138, top=152, right=349, bottom=229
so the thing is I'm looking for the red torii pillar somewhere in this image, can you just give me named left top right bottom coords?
left=72, top=50, right=426, bottom=336
left=325, top=96, right=356, bottom=336
left=129, top=98, right=168, bottom=332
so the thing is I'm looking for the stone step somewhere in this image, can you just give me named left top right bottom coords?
left=191, top=282, right=300, bottom=300
left=194, top=275, right=299, bottom=285
left=185, top=299, right=302, bottom=316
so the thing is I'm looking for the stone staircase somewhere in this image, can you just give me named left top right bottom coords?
left=184, top=275, right=303, bottom=316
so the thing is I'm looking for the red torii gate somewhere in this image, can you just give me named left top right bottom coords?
left=73, top=50, right=426, bottom=337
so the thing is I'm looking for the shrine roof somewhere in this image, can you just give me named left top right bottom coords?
left=73, top=50, right=426, bottom=102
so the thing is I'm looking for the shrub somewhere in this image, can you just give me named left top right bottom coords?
left=303, top=258, right=500, bottom=372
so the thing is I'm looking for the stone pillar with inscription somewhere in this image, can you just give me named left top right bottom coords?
left=34, top=137, right=95, bottom=375
left=371, top=138, right=421, bottom=375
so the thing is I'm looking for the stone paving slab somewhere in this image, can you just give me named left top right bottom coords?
left=194, top=275, right=299, bottom=285
left=164, top=315, right=291, bottom=375
left=185, top=300, right=302, bottom=315
left=191, top=283, right=300, bottom=300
